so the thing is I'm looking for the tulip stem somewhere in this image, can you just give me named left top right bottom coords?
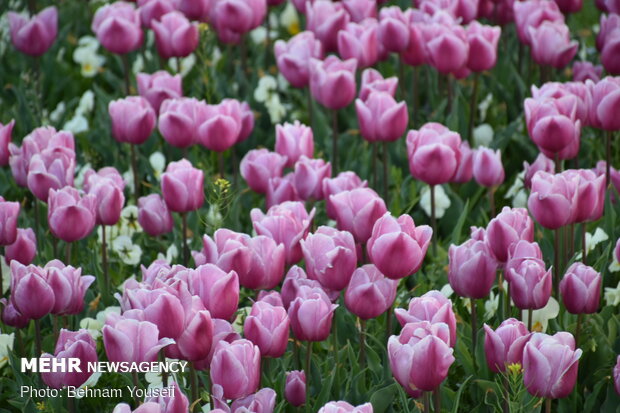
left=423, top=392, right=431, bottom=413
left=33, top=319, right=42, bottom=356
left=554, top=228, right=560, bottom=301
left=412, top=66, right=419, bottom=128
left=471, top=298, right=477, bottom=366
left=189, top=362, right=199, bottom=411
left=446, top=75, right=453, bottom=116
left=569, top=224, right=575, bottom=261
left=575, top=313, right=583, bottom=348
left=383, top=142, right=389, bottom=207
left=372, top=143, right=378, bottom=189
left=359, top=318, right=366, bottom=368
left=527, top=308, right=533, bottom=332
left=433, top=387, right=441, bottom=413
left=332, top=308, right=339, bottom=367
left=181, top=212, right=189, bottom=267
left=218, top=152, right=224, bottom=178
left=489, top=187, right=496, bottom=218
left=545, top=398, right=551, bottom=413
left=160, top=349, right=168, bottom=388
left=305, top=342, right=312, bottom=412
left=386, top=302, right=393, bottom=342
left=430, top=185, right=437, bottom=256
left=307, top=89, right=314, bottom=131
left=132, top=371, right=140, bottom=405
left=581, top=223, right=587, bottom=265
left=606, top=131, right=612, bottom=190
left=67, top=396, right=75, bottom=413
left=102, top=225, right=109, bottom=300
left=65, top=242, right=72, bottom=266
left=122, top=54, right=131, bottom=96
left=398, top=57, right=406, bottom=101
left=468, top=72, right=480, bottom=143
left=130, top=144, right=140, bottom=199
left=332, top=110, right=339, bottom=173
left=33, top=198, right=40, bottom=252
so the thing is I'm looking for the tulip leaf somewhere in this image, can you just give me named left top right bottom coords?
left=451, top=375, right=473, bottom=413
left=450, top=199, right=470, bottom=245
left=370, top=383, right=399, bottom=413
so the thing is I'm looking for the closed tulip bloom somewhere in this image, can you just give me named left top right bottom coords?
left=587, top=77, right=620, bottom=131
left=359, top=69, right=398, bottom=102
left=529, top=21, right=578, bottom=69
left=210, top=0, right=267, bottom=44
left=145, top=382, right=190, bottom=413
left=344, top=264, right=398, bottom=319
left=531, top=81, right=590, bottom=125
left=466, top=21, right=501, bottom=72
left=197, top=102, right=244, bottom=152
left=138, top=194, right=173, bottom=236
left=523, top=153, right=555, bottom=189
left=395, top=290, right=457, bottom=346
left=448, top=238, right=497, bottom=299
left=0, top=120, right=15, bottom=166
left=266, top=175, right=299, bottom=209
left=560, top=262, right=601, bottom=314
left=10, top=261, right=55, bottom=320
left=616, top=237, right=620, bottom=264
left=563, top=169, right=606, bottom=223
left=452, top=141, right=473, bottom=183
left=109, top=96, right=157, bottom=145
left=1, top=299, right=30, bottom=329
left=306, top=1, right=350, bottom=52
left=8, top=6, right=57, bottom=56
left=400, top=18, right=426, bottom=67
left=367, top=213, right=432, bottom=279
left=244, top=301, right=290, bottom=358
left=205, top=319, right=241, bottom=366
left=309, top=56, right=357, bottom=110
left=338, top=20, right=379, bottom=69
left=483, top=318, right=531, bottom=373
left=45, top=260, right=95, bottom=315
left=257, top=291, right=284, bottom=308
left=472, top=147, right=505, bottom=187
left=513, top=0, right=564, bottom=45
left=524, top=97, right=581, bottom=159
left=293, top=156, right=331, bottom=201
left=5, top=228, right=36, bottom=265
left=48, top=187, right=96, bottom=243
left=137, top=72, right=182, bottom=113
left=322, top=172, right=368, bottom=220
left=112, top=402, right=162, bottom=413
left=41, top=329, right=98, bottom=389
left=180, top=264, right=239, bottom=320
left=168, top=305, right=214, bottom=361
left=523, top=332, right=581, bottom=398
left=329, top=188, right=387, bottom=244
left=230, top=387, right=277, bottom=412
left=285, top=370, right=306, bottom=407
left=288, top=286, right=338, bottom=341
left=527, top=171, right=577, bottom=229
left=120, top=287, right=186, bottom=339
left=26, top=151, right=75, bottom=203
left=486, top=207, right=534, bottom=263
left=92, top=2, right=143, bottom=54
left=406, top=122, right=462, bottom=186
left=137, top=0, right=176, bottom=28
left=281, top=266, right=332, bottom=309
left=275, top=121, right=314, bottom=167
left=152, top=11, right=199, bottom=59
left=601, top=33, right=620, bottom=75
left=356, top=92, right=408, bottom=143
left=0, top=198, right=20, bottom=246
left=274, top=31, right=324, bottom=88
left=596, top=13, right=620, bottom=51
left=553, top=0, right=582, bottom=13
left=388, top=321, right=455, bottom=393
left=318, top=401, right=374, bottom=413
left=161, top=159, right=204, bottom=212
left=85, top=176, right=125, bottom=227
left=342, top=0, right=376, bottom=22
left=241, top=149, right=287, bottom=194
left=103, top=316, right=174, bottom=363
left=508, top=257, right=552, bottom=310
left=378, top=7, right=410, bottom=53
left=301, top=226, right=357, bottom=291
left=505, top=240, right=544, bottom=283
left=251, top=201, right=315, bottom=265
left=421, top=23, right=469, bottom=75
left=572, top=62, right=603, bottom=83
left=176, top=0, right=211, bottom=20
left=210, top=339, right=261, bottom=400
left=158, top=98, right=209, bottom=148
left=614, top=355, right=620, bottom=395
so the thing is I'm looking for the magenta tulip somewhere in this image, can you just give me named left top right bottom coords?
left=329, top=188, right=387, bottom=244
left=342, top=0, right=376, bottom=23
left=92, top=2, right=143, bottom=54
left=306, top=1, right=350, bottom=52
left=337, top=19, right=380, bottom=69
left=210, top=339, right=261, bottom=400
left=508, top=255, right=552, bottom=310
left=466, top=21, right=501, bottom=72
left=103, top=315, right=174, bottom=363
left=322, top=172, right=368, bottom=220
left=26, top=152, right=74, bottom=202
left=378, top=7, right=410, bottom=53
left=572, top=62, right=603, bottom=83
left=486, top=207, right=534, bottom=263
left=513, top=0, right=564, bottom=46
left=356, top=92, right=408, bottom=143
left=8, top=6, right=57, bottom=56
left=137, top=0, right=176, bottom=28
left=0, top=198, right=20, bottom=246
left=587, top=77, right=620, bottom=131
left=161, top=159, right=204, bottom=213
left=138, top=194, right=173, bottom=236
left=564, top=169, right=606, bottom=224
left=145, top=382, right=190, bottom=413
left=309, top=56, right=357, bottom=111
left=5, top=228, right=36, bottom=265
left=180, top=264, right=239, bottom=320
left=452, top=141, right=474, bottom=183
left=560, top=262, right=601, bottom=314
left=9, top=261, right=54, bottom=320
left=48, top=187, right=96, bottom=243
left=45, top=259, right=95, bottom=315
left=523, top=153, right=555, bottom=189
left=344, top=264, right=398, bottom=320
left=152, top=11, right=198, bottom=59
left=210, top=0, right=267, bottom=44
left=240, top=149, right=287, bottom=194
left=421, top=22, right=469, bottom=75
left=359, top=69, right=398, bottom=102
left=483, top=318, right=531, bottom=373
left=137, top=71, right=183, bottom=113
left=109, top=96, right=157, bottom=145
left=84, top=169, right=126, bottom=226
left=230, top=387, right=277, bottom=412
left=505, top=240, right=544, bottom=283
left=176, top=0, right=211, bottom=20
left=288, top=286, right=337, bottom=342
left=473, top=147, right=505, bottom=188
left=395, top=290, right=457, bottom=346
left=243, top=301, right=290, bottom=358
left=448, top=237, right=497, bottom=299
left=285, top=370, right=306, bottom=407
left=41, top=329, right=98, bottom=389
left=614, top=355, right=620, bottom=395
left=197, top=100, right=247, bottom=152
left=0, top=120, right=15, bottom=166
left=158, top=97, right=209, bottom=148
left=529, top=21, right=578, bottom=69
left=274, top=31, right=324, bottom=88
left=318, top=401, right=373, bottom=413
left=527, top=171, right=577, bottom=229
left=293, top=156, right=331, bottom=201
left=275, top=121, right=314, bottom=167
left=266, top=174, right=299, bottom=209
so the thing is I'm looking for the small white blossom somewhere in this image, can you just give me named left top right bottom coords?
left=440, top=284, right=453, bottom=298
left=473, top=124, right=494, bottom=147
left=206, top=205, right=223, bottom=229
left=505, top=171, right=527, bottom=208
left=484, top=291, right=500, bottom=319
left=478, top=93, right=493, bottom=122
left=280, top=3, right=300, bottom=35
left=522, top=297, right=559, bottom=332
left=77, top=90, right=95, bottom=115
left=254, top=76, right=278, bottom=102
left=79, top=306, right=121, bottom=340
left=74, top=162, right=93, bottom=189
left=609, top=255, right=620, bottom=273
left=0, top=333, right=15, bottom=369
left=50, top=102, right=66, bottom=123
left=73, top=36, right=105, bottom=78
left=123, top=169, right=135, bottom=195
left=169, top=54, right=196, bottom=77
left=157, top=244, right=179, bottom=265
left=265, top=94, right=286, bottom=123
left=132, top=54, right=145, bottom=75
left=63, top=115, right=88, bottom=134
left=1, top=257, right=9, bottom=294
left=420, top=185, right=451, bottom=219
left=120, top=206, right=142, bottom=234
left=112, top=235, right=143, bottom=266
left=149, top=152, right=166, bottom=179
left=604, top=281, right=620, bottom=306
left=576, top=228, right=609, bottom=260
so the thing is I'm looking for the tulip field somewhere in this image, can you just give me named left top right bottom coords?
left=3, top=0, right=620, bottom=412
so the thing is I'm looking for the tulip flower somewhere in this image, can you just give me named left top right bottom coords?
left=109, top=96, right=157, bottom=145
left=406, top=123, right=462, bottom=186
left=486, top=207, right=535, bottom=263
left=448, top=238, right=497, bottom=299
left=528, top=21, right=578, bottom=69
left=266, top=175, right=299, bottom=209
left=293, top=156, right=331, bottom=201
left=0, top=120, right=15, bottom=166
left=4, top=228, right=36, bottom=266
left=10, top=262, right=55, bottom=320
left=103, top=315, right=174, bottom=363
left=355, top=92, right=408, bottom=143
left=513, top=0, right=564, bottom=46
left=275, top=121, right=314, bottom=167
left=243, top=301, right=290, bottom=358
left=505, top=240, right=544, bottom=281
left=47, top=187, right=97, bottom=243
left=26, top=152, right=74, bottom=203
left=508, top=256, right=552, bottom=311
left=285, top=370, right=306, bottom=407
left=483, top=318, right=531, bottom=373
left=367, top=213, right=432, bottom=279
left=309, top=56, right=357, bottom=111
left=452, top=141, right=474, bottom=183
left=145, top=381, right=190, bottom=413
left=8, top=6, right=57, bottom=56
left=523, top=332, right=582, bottom=399
left=176, top=0, right=211, bottom=20
left=210, top=0, right=267, bottom=44
left=281, top=265, right=334, bottom=309
left=597, top=13, right=620, bottom=52
left=92, top=2, right=143, bottom=55
left=337, top=20, right=380, bottom=69
left=210, top=339, right=261, bottom=400
left=120, top=287, right=186, bottom=340
left=301, top=226, right=357, bottom=291
left=322, top=172, right=368, bottom=220
left=421, top=22, right=469, bottom=75
left=306, top=1, right=350, bottom=52
left=560, top=262, right=601, bottom=314
left=230, top=387, right=277, bottom=412
left=138, top=194, right=174, bottom=237
left=344, top=264, right=398, bottom=320
left=196, top=100, right=247, bottom=153
left=527, top=171, right=578, bottom=230
left=166, top=305, right=214, bottom=362
left=1, top=299, right=30, bottom=329
left=241, top=149, right=287, bottom=194
left=614, top=355, right=620, bottom=395
left=329, top=188, right=387, bottom=244
left=288, top=286, right=338, bottom=342
left=553, top=0, right=582, bottom=13
left=161, top=158, right=204, bottom=213
left=84, top=168, right=126, bottom=226
left=466, top=21, right=501, bottom=72
left=158, top=97, right=209, bottom=148
left=572, top=62, right=603, bottom=83
left=473, top=147, right=505, bottom=189
left=564, top=169, right=606, bottom=224
left=395, top=290, right=457, bottom=346
left=137, top=0, right=175, bottom=28
left=601, top=34, right=620, bottom=75
left=378, top=6, right=410, bottom=54
left=179, top=264, right=239, bottom=321
left=587, top=77, right=620, bottom=131
left=523, top=153, right=555, bottom=189
left=358, top=69, right=398, bottom=102
left=274, top=31, right=324, bottom=88
left=45, top=260, right=95, bottom=315
left=41, top=329, right=98, bottom=389
left=0, top=198, right=20, bottom=246
left=342, top=0, right=377, bottom=23
left=318, top=401, right=374, bottom=413
left=137, top=71, right=182, bottom=113
left=152, top=11, right=198, bottom=59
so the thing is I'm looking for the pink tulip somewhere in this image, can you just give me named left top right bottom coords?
left=210, top=0, right=267, bottom=44
left=572, top=62, right=603, bottom=83
left=513, top=0, right=564, bottom=45
left=243, top=301, right=290, bottom=358
left=0, top=299, right=30, bottom=328
left=158, top=97, right=209, bottom=148
left=306, top=1, right=350, bottom=52
left=388, top=321, right=455, bottom=393
left=329, top=188, right=387, bottom=244
left=230, top=387, right=277, bottom=412
left=406, top=122, right=462, bottom=186
left=210, top=339, right=261, bottom=400
left=92, top=2, right=143, bottom=54
left=338, top=19, right=379, bottom=69
left=137, top=71, right=183, bottom=113
left=240, top=149, right=287, bottom=194
left=452, top=141, right=473, bottom=183
left=309, top=56, right=357, bottom=110
left=281, top=265, right=334, bottom=310
left=205, top=319, right=241, bottom=366
left=166, top=304, right=214, bottom=362
left=601, top=33, right=620, bottom=75
left=152, top=11, right=199, bottom=59
left=48, top=187, right=96, bottom=243
left=367, top=213, right=432, bottom=279
left=596, top=13, right=620, bottom=52
left=523, top=153, right=555, bottom=189
left=251, top=201, right=315, bottom=265
left=26, top=152, right=74, bottom=203
left=531, top=82, right=590, bottom=125
left=41, top=329, right=98, bottom=389
left=472, top=147, right=505, bottom=188
left=176, top=0, right=211, bottom=20
left=564, top=169, right=606, bottom=224
left=103, top=315, right=174, bottom=363
left=0, top=198, right=20, bottom=246
left=615, top=237, right=620, bottom=264
left=301, top=226, right=357, bottom=291
left=486, top=207, right=534, bottom=263
left=275, top=121, right=314, bottom=167
left=285, top=370, right=306, bottom=407
left=466, top=21, right=501, bottom=72
left=161, top=158, right=204, bottom=213
left=145, top=382, right=190, bottom=413
left=112, top=402, right=162, bottom=413
left=5, top=228, right=36, bottom=265
left=266, top=175, right=299, bottom=209
left=587, top=77, right=620, bottom=131
left=0, top=120, right=15, bottom=166
left=322, top=172, right=368, bottom=220
left=356, top=92, right=408, bottom=143
left=527, top=171, right=578, bottom=229
left=84, top=169, right=126, bottom=226
left=421, top=22, right=469, bottom=75
left=9, top=261, right=55, bottom=320
left=615, top=355, right=620, bottom=395
left=553, top=0, right=582, bottom=13
left=525, top=96, right=581, bottom=159
left=359, top=69, right=398, bottom=102
left=45, top=259, right=95, bottom=315
left=378, top=7, right=410, bottom=53
left=179, top=264, right=239, bottom=320
left=138, top=194, right=174, bottom=236
left=606, top=0, right=620, bottom=12
left=529, top=21, right=578, bottom=69
left=523, top=332, right=582, bottom=398
left=288, top=286, right=338, bottom=342
left=344, top=264, right=398, bottom=319
left=8, top=6, right=57, bottom=56
left=508, top=255, right=552, bottom=310
left=293, top=156, right=331, bottom=201
left=560, top=262, right=601, bottom=314
left=274, top=31, right=324, bottom=88
left=448, top=237, right=497, bottom=299
left=395, top=290, right=457, bottom=346
left=318, top=401, right=373, bottom=413
left=137, top=0, right=176, bottom=28
left=342, top=0, right=376, bottom=22
left=483, top=318, right=531, bottom=373
left=400, top=17, right=426, bottom=67
left=505, top=240, right=544, bottom=283
left=109, top=96, right=157, bottom=145
left=120, top=287, right=186, bottom=339
left=197, top=100, right=247, bottom=152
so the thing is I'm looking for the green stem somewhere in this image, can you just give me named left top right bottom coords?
left=189, top=362, right=198, bottom=411
left=423, top=392, right=431, bottom=413
left=0, top=247, right=3, bottom=298
left=132, top=371, right=140, bottom=405
left=582, top=223, right=587, bottom=265
left=489, top=187, right=496, bottom=218
left=65, top=242, right=72, bottom=266
left=412, top=66, right=419, bottom=128
left=430, top=185, right=437, bottom=256
left=181, top=212, right=189, bottom=267
left=545, top=398, right=551, bottom=413
left=332, top=110, right=339, bottom=173
left=67, top=396, right=75, bottom=413
left=446, top=75, right=453, bottom=116
left=527, top=308, right=533, bottom=332
left=471, top=298, right=477, bottom=367
left=575, top=313, right=583, bottom=348
left=218, top=151, right=224, bottom=178
left=383, top=141, right=389, bottom=207
left=102, top=225, right=109, bottom=300
left=34, top=319, right=42, bottom=356
left=359, top=319, right=366, bottom=368
left=131, top=144, right=140, bottom=199
left=305, top=342, right=313, bottom=413
left=433, top=387, right=441, bottom=413
left=554, top=228, right=560, bottom=301
left=122, top=54, right=131, bottom=95
left=606, top=130, right=612, bottom=190
left=468, top=72, right=480, bottom=143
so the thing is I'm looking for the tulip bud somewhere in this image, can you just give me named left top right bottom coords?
left=337, top=20, right=380, bottom=69
left=45, top=260, right=95, bottom=315
left=103, top=315, right=174, bottom=363
left=274, top=31, right=324, bottom=88
left=241, top=149, right=287, bottom=194
left=244, top=301, right=290, bottom=358
left=138, top=194, right=174, bottom=236
left=322, top=172, right=368, bottom=220
left=47, top=187, right=97, bottom=243
left=329, top=188, right=387, bottom=244
left=486, top=207, right=534, bottom=263
left=466, top=21, right=501, bottom=72
left=572, top=61, right=603, bottom=83
left=137, top=0, right=175, bottom=28
left=293, top=156, right=332, bottom=201
left=0, top=120, right=15, bottom=166
left=356, top=92, right=408, bottom=143
left=344, top=264, right=398, bottom=320
left=309, top=56, right=357, bottom=110
left=180, top=264, right=239, bottom=321
left=41, top=329, right=98, bottom=388
left=448, top=238, right=497, bottom=299
left=394, top=290, right=457, bottom=346
left=137, top=71, right=182, bottom=114
left=527, top=171, right=577, bottom=229
left=529, top=21, right=578, bottom=69
left=8, top=6, right=57, bottom=56
left=276, top=121, right=314, bottom=167
left=318, top=401, right=374, bottom=413
left=158, top=98, right=208, bottom=148
left=26, top=152, right=75, bottom=202
left=10, top=261, right=55, bottom=320
left=285, top=370, right=306, bottom=407
left=109, top=96, right=157, bottom=145
left=152, top=11, right=198, bottom=59
left=210, top=339, right=261, bottom=400
left=473, top=147, right=505, bottom=187
left=508, top=257, right=552, bottom=310
left=358, top=69, right=398, bottom=102
left=230, top=387, right=277, bottom=412
left=306, top=1, right=350, bottom=52
left=406, top=123, right=462, bottom=186
left=0, top=198, right=20, bottom=246
left=211, top=0, right=266, bottom=44
left=587, top=77, right=620, bottom=131
left=483, top=318, right=531, bottom=373
left=161, top=159, right=204, bottom=213
left=523, top=153, right=555, bottom=190
left=559, top=262, right=601, bottom=314
left=92, top=2, right=143, bottom=54
left=5, top=228, right=36, bottom=265
left=288, top=286, right=337, bottom=342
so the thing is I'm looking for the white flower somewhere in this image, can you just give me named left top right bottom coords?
left=132, top=54, right=145, bottom=75
left=609, top=255, right=620, bottom=273
left=77, top=90, right=95, bottom=115
left=265, top=94, right=287, bottom=123
left=120, top=205, right=142, bottom=234
left=0, top=333, right=15, bottom=369
left=73, top=36, right=105, bottom=78
left=484, top=291, right=500, bottom=319
left=149, top=152, right=166, bottom=179
left=277, top=74, right=289, bottom=91
left=157, top=244, right=179, bottom=265
left=123, top=169, right=135, bottom=195
left=440, top=284, right=453, bottom=298
left=512, top=189, right=528, bottom=209
left=72, top=372, right=102, bottom=398
left=50, top=102, right=66, bottom=123
left=112, top=235, right=143, bottom=266
left=280, top=2, right=300, bottom=35
left=1, top=257, right=9, bottom=294
left=505, top=171, right=527, bottom=208
left=74, top=162, right=93, bottom=189
left=211, top=47, right=223, bottom=66
left=604, top=281, right=620, bottom=306
left=250, top=27, right=268, bottom=45
left=478, top=93, right=493, bottom=123
left=77, top=35, right=99, bottom=50
left=473, top=124, right=494, bottom=147
left=206, top=205, right=223, bottom=229
left=79, top=306, right=121, bottom=340
left=169, top=54, right=196, bottom=77
left=576, top=228, right=609, bottom=260
left=254, top=76, right=278, bottom=102
left=522, top=297, right=559, bottom=332
left=420, top=185, right=451, bottom=219
left=63, top=115, right=88, bottom=134
left=233, top=307, right=252, bottom=334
